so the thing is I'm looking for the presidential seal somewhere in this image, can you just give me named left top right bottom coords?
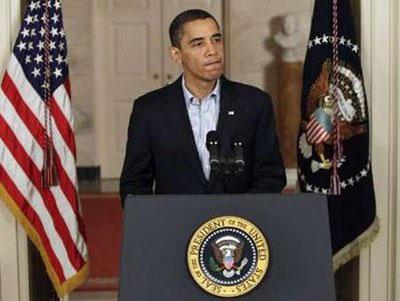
left=187, top=216, right=269, bottom=298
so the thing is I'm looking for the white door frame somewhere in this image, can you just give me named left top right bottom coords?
left=0, top=1, right=30, bottom=301
left=359, top=0, right=399, bottom=300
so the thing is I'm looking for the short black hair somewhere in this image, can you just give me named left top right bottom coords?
left=169, top=9, right=220, bottom=48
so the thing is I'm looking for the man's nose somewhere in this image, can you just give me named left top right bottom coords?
left=205, top=41, right=217, bottom=56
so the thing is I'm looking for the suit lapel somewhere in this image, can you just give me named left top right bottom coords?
left=163, top=77, right=206, bottom=184
left=162, top=76, right=243, bottom=184
left=217, top=77, right=243, bottom=155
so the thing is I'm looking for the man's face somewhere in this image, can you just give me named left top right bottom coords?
left=170, top=18, right=224, bottom=83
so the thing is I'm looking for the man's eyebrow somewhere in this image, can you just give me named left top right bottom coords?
left=189, top=37, right=205, bottom=44
left=188, top=33, right=223, bottom=44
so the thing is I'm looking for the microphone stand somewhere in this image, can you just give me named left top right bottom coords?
left=206, top=131, right=246, bottom=193
left=218, top=142, right=245, bottom=193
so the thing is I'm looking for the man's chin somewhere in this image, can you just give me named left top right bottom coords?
left=204, top=71, right=223, bottom=81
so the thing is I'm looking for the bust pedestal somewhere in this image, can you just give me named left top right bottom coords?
left=276, top=61, right=302, bottom=168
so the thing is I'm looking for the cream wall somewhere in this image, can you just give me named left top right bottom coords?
left=225, top=0, right=312, bottom=186
left=63, top=1, right=96, bottom=166
left=226, top=0, right=313, bottom=102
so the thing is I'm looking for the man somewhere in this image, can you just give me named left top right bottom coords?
left=120, top=9, right=286, bottom=205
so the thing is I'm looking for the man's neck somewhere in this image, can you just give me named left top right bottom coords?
left=184, top=76, right=217, bottom=100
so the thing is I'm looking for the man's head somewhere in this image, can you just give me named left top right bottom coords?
left=169, top=9, right=224, bottom=84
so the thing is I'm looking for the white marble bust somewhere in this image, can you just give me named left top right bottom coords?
left=274, top=14, right=306, bottom=62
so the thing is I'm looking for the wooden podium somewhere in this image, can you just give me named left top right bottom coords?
left=119, top=194, right=335, bottom=300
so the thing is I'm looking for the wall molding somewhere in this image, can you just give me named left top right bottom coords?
left=0, top=1, right=29, bottom=301
left=395, top=0, right=400, bottom=300
left=359, top=0, right=398, bottom=300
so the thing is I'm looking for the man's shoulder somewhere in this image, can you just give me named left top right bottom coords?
left=131, top=82, right=179, bottom=114
left=135, top=85, right=170, bottom=105
left=222, top=77, right=272, bottom=106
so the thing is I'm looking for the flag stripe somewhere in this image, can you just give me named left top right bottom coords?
left=307, top=125, right=320, bottom=140
left=0, top=88, right=87, bottom=262
left=307, top=126, right=321, bottom=142
left=0, top=88, right=43, bottom=167
left=306, top=119, right=319, bottom=133
left=309, top=126, right=327, bottom=142
left=64, top=78, right=71, bottom=99
left=307, top=118, right=318, bottom=129
left=316, top=133, right=329, bottom=144
left=53, top=153, right=86, bottom=240
left=0, top=137, right=76, bottom=279
left=7, top=55, right=76, bottom=158
left=52, top=94, right=76, bottom=159
left=0, top=164, right=66, bottom=282
left=0, top=115, right=85, bottom=274
left=307, top=118, right=320, bottom=132
left=306, top=116, right=330, bottom=143
left=53, top=84, right=74, bottom=135
left=2, top=70, right=77, bottom=190
left=1, top=73, right=86, bottom=247
left=1, top=74, right=45, bottom=144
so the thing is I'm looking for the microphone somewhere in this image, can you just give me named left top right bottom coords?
left=232, top=141, right=245, bottom=172
left=206, top=131, right=220, bottom=172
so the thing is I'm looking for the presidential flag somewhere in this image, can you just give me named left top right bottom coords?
left=297, top=0, right=378, bottom=270
left=0, top=0, right=89, bottom=296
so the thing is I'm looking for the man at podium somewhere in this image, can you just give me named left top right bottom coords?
left=120, top=9, right=286, bottom=205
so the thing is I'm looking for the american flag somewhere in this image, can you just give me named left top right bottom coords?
left=0, top=0, right=89, bottom=297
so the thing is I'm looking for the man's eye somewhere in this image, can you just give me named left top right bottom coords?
left=193, top=42, right=202, bottom=47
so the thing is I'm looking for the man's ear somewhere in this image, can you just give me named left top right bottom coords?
left=170, top=46, right=182, bottom=66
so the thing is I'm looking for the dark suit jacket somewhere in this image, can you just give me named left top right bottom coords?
left=120, top=76, right=286, bottom=203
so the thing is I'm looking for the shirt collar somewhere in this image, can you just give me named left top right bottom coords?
left=182, top=76, right=220, bottom=107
